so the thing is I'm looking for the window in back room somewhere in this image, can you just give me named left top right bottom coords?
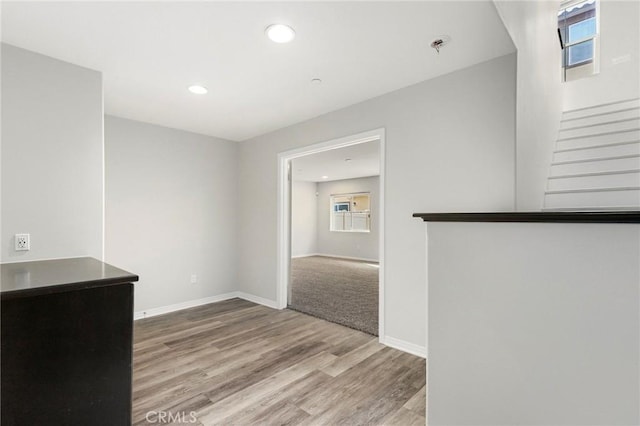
left=558, top=0, right=599, bottom=82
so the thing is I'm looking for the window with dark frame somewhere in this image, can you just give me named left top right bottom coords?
left=558, top=0, right=597, bottom=77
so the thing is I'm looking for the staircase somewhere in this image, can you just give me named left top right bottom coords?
left=544, top=98, right=640, bottom=211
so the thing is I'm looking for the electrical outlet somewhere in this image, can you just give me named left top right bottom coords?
left=190, top=274, right=198, bottom=284
left=15, top=234, right=30, bottom=251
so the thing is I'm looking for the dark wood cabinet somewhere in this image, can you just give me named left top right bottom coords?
left=1, top=258, right=138, bottom=426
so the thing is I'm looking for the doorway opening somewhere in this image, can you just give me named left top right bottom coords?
left=276, top=129, right=385, bottom=338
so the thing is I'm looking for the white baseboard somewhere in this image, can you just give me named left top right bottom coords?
left=294, top=253, right=379, bottom=263
left=291, top=253, right=320, bottom=259
left=134, top=291, right=280, bottom=320
left=380, top=335, right=427, bottom=359
left=235, top=292, right=280, bottom=309
left=134, top=292, right=238, bottom=320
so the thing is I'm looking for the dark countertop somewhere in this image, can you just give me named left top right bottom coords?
left=413, top=211, right=640, bottom=223
left=1, top=257, right=138, bottom=299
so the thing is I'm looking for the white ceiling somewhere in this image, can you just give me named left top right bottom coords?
left=292, top=140, right=380, bottom=183
left=1, top=1, right=515, bottom=142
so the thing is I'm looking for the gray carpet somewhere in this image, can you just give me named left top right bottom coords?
left=289, top=256, right=379, bottom=336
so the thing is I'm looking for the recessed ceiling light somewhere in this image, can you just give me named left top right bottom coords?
left=265, top=24, right=296, bottom=43
left=321, top=175, right=329, bottom=179
left=188, top=85, right=208, bottom=95
left=344, top=158, right=352, bottom=162
left=311, top=78, right=322, bottom=85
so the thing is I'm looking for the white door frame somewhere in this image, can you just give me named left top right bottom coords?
left=276, top=128, right=386, bottom=339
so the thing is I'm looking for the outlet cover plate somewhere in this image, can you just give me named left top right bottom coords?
left=15, top=234, right=30, bottom=251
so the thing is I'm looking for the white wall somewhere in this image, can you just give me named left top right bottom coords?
left=104, top=116, right=238, bottom=312
left=563, top=0, right=640, bottom=110
left=427, top=222, right=639, bottom=425
left=291, top=180, right=318, bottom=257
left=494, top=1, right=564, bottom=211
left=1, top=44, right=103, bottom=262
left=238, top=53, right=516, bottom=349
left=316, top=176, right=379, bottom=261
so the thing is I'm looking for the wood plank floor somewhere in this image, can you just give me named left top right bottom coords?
left=133, top=298, right=426, bottom=425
